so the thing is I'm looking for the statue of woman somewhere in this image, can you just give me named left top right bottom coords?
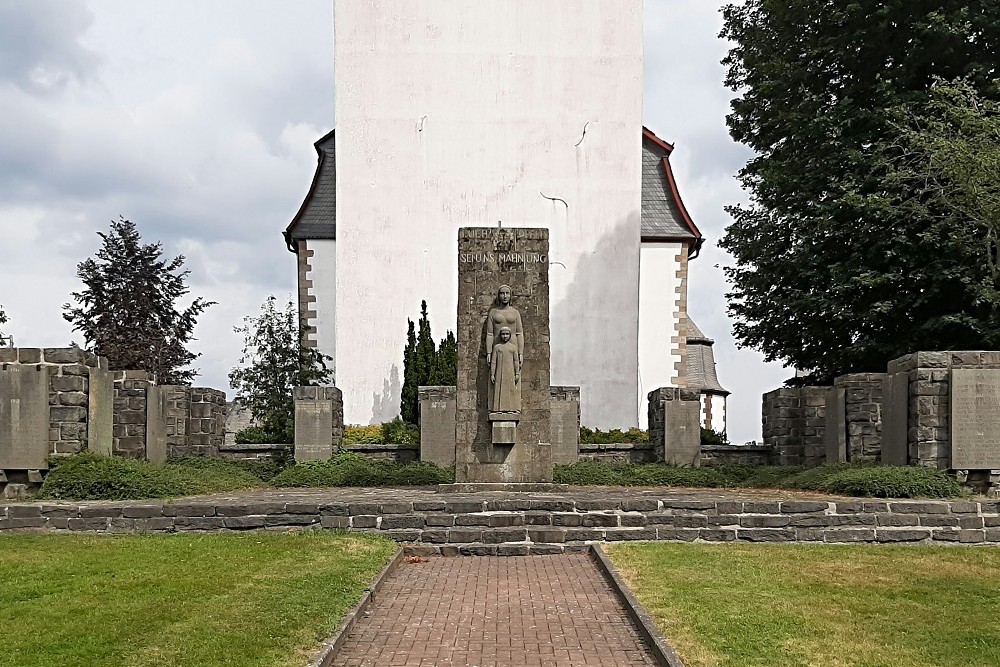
left=486, top=284, right=523, bottom=367
left=490, top=326, right=521, bottom=413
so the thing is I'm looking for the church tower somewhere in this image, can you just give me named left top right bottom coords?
left=329, top=1, right=645, bottom=428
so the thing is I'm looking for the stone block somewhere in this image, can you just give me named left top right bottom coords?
left=737, top=529, right=795, bottom=542
left=875, top=529, right=931, bottom=543
left=549, top=386, right=580, bottom=465
left=419, top=385, right=457, bottom=467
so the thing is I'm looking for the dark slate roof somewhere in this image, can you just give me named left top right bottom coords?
left=285, top=130, right=336, bottom=244
left=685, top=317, right=729, bottom=395
left=641, top=128, right=701, bottom=242
left=285, top=127, right=702, bottom=250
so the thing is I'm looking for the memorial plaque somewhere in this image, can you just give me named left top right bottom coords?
left=0, top=365, right=50, bottom=469
left=294, top=399, right=334, bottom=462
left=950, top=369, right=1000, bottom=469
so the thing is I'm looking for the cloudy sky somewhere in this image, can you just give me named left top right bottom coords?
left=0, top=0, right=788, bottom=443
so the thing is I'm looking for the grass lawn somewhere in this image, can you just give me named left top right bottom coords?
left=0, top=532, right=397, bottom=667
left=606, top=543, right=1000, bottom=667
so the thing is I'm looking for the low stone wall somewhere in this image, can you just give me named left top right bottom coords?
left=5, top=491, right=997, bottom=552
left=700, top=445, right=774, bottom=467
left=217, top=443, right=292, bottom=462
left=578, top=443, right=655, bottom=464
left=344, top=443, right=419, bottom=463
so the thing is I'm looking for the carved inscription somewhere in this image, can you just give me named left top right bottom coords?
left=950, top=369, right=1000, bottom=469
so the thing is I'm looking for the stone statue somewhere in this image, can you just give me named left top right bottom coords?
left=486, top=284, right=523, bottom=367
left=490, top=326, right=521, bottom=413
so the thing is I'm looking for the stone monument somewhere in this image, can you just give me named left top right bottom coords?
left=453, top=227, right=554, bottom=484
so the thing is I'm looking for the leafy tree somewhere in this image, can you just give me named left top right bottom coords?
left=0, top=305, right=9, bottom=345
left=229, top=296, right=332, bottom=444
left=719, top=1, right=1000, bottom=382
left=63, top=217, right=213, bottom=384
left=400, top=301, right=457, bottom=424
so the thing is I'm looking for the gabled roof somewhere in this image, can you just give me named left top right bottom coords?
left=641, top=126, right=703, bottom=252
left=284, top=127, right=704, bottom=255
left=685, top=317, right=729, bottom=395
left=283, top=129, right=337, bottom=251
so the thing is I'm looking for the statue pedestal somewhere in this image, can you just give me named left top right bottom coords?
left=491, top=419, right=518, bottom=445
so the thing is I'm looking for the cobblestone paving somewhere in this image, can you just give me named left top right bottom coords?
left=330, top=554, right=658, bottom=666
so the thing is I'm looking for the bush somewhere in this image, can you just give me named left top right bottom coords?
left=235, top=425, right=292, bottom=445
left=553, top=461, right=963, bottom=498
left=819, top=465, right=962, bottom=498
left=343, top=424, right=383, bottom=445
left=579, top=427, right=649, bottom=444
left=169, top=455, right=290, bottom=483
left=271, top=452, right=453, bottom=487
left=40, top=453, right=265, bottom=501
left=344, top=420, right=420, bottom=446
left=701, top=427, right=729, bottom=446
left=382, top=418, right=419, bottom=445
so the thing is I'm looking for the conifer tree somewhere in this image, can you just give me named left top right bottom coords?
left=400, top=301, right=457, bottom=424
left=63, top=217, right=213, bottom=384
left=401, top=319, right=419, bottom=424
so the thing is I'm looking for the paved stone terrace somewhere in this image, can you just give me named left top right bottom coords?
left=330, top=554, right=658, bottom=666
left=3, top=487, right=999, bottom=548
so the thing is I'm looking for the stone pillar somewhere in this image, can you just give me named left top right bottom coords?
left=761, top=386, right=829, bottom=466
left=549, top=386, right=580, bottom=465
left=834, top=373, right=887, bottom=461
left=87, top=366, right=113, bottom=456
left=185, top=388, right=226, bottom=457
left=294, top=386, right=343, bottom=461
left=648, top=387, right=701, bottom=467
left=419, top=385, right=456, bottom=467
left=113, top=370, right=155, bottom=458
left=881, top=372, right=909, bottom=466
left=824, top=388, right=846, bottom=464
left=455, top=228, right=552, bottom=483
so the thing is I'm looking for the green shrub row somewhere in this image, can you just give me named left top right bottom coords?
left=553, top=461, right=963, bottom=498
left=39, top=454, right=962, bottom=501
left=39, top=453, right=268, bottom=501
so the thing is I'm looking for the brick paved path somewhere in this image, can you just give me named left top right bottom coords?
left=331, top=554, right=657, bottom=666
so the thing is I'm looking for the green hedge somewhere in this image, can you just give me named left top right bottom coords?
left=271, top=453, right=453, bottom=488
left=554, top=462, right=963, bottom=498
left=39, top=453, right=268, bottom=501
left=579, top=427, right=649, bottom=444
left=343, top=419, right=421, bottom=446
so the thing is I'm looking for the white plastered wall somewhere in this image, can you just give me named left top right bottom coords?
left=706, top=394, right=727, bottom=433
left=308, top=239, right=337, bottom=374
left=637, top=242, right=684, bottom=428
left=334, top=0, right=644, bottom=426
